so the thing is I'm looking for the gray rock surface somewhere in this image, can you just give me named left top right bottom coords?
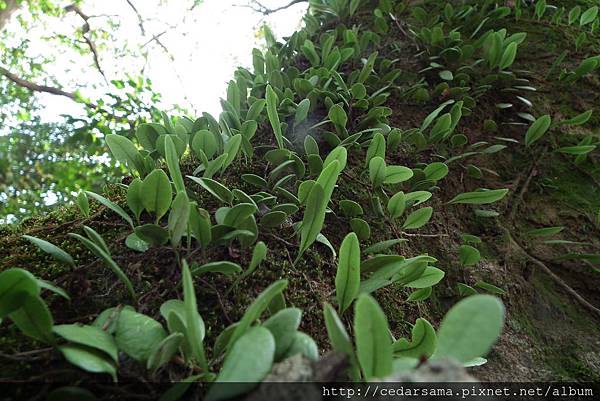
left=244, top=353, right=481, bottom=401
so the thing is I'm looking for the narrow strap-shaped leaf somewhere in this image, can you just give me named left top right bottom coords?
left=188, top=176, right=233, bottom=204
left=266, top=85, right=284, bottom=149
left=448, top=188, right=509, bottom=205
left=69, top=233, right=136, bottom=301
left=106, top=134, right=143, bottom=174
left=524, top=115, right=551, bottom=147
left=22, top=235, right=75, bottom=267
left=9, top=293, right=54, bottom=344
left=165, top=135, right=186, bottom=193
left=86, top=191, right=134, bottom=228
left=354, top=294, right=392, bottom=379
left=323, top=303, right=360, bottom=380
left=335, top=233, right=361, bottom=314
left=297, top=183, right=325, bottom=261
left=182, top=260, right=208, bottom=371
left=226, top=279, right=288, bottom=354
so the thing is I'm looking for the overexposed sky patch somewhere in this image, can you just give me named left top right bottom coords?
left=9, top=0, right=307, bottom=121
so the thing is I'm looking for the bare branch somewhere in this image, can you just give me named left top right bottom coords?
left=87, top=13, right=121, bottom=20
left=0, top=65, right=97, bottom=108
left=124, top=0, right=197, bottom=113
left=141, top=31, right=167, bottom=49
left=0, top=66, right=138, bottom=128
left=125, top=0, right=146, bottom=36
left=242, top=0, right=306, bottom=15
left=124, top=0, right=173, bottom=60
left=65, top=4, right=108, bottom=83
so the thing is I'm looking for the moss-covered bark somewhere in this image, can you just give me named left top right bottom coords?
left=1, top=0, right=600, bottom=399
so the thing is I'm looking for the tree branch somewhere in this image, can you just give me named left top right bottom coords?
left=124, top=0, right=197, bottom=113
left=0, top=65, right=97, bottom=108
left=125, top=0, right=174, bottom=62
left=125, top=0, right=146, bottom=36
left=65, top=4, right=108, bottom=83
left=141, top=31, right=167, bottom=49
left=2, top=67, right=136, bottom=126
left=242, top=0, right=307, bottom=15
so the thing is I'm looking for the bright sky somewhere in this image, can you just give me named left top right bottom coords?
left=21, top=0, right=307, bottom=121
left=2, top=0, right=306, bottom=218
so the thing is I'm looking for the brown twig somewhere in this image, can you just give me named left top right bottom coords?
left=0, top=347, right=53, bottom=361
left=141, top=31, right=167, bottom=49
left=173, top=355, right=203, bottom=373
left=123, top=0, right=196, bottom=112
left=239, top=0, right=306, bottom=15
left=65, top=4, right=108, bottom=83
left=102, top=304, right=123, bottom=330
left=0, top=65, right=133, bottom=126
left=386, top=215, right=447, bottom=239
left=264, top=232, right=296, bottom=247
left=125, top=0, right=146, bottom=35
left=124, top=0, right=173, bottom=59
left=284, top=245, right=295, bottom=266
left=341, top=169, right=368, bottom=187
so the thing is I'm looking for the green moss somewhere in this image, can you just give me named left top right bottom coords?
left=509, top=272, right=600, bottom=380
left=544, top=158, right=600, bottom=215
left=546, top=353, right=600, bottom=381
left=483, top=119, right=497, bottom=133
left=413, top=87, right=431, bottom=103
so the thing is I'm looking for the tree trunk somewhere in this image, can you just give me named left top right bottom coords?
left=0, top=0, right=20, bottom=31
